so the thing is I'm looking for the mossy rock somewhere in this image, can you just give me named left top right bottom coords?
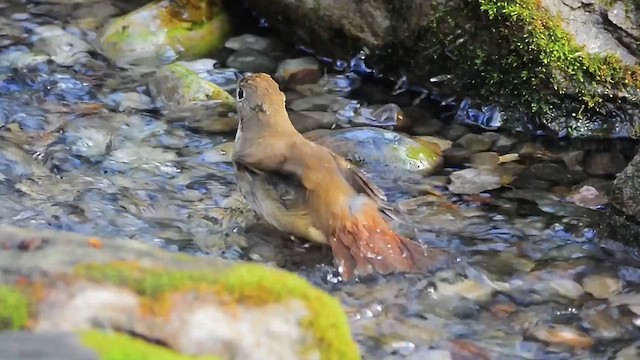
left=0, top=225, right=360, bottom=360
left=99, top=0, right=230, bottom=66
left=244, top=0, right=640, bottom=138
left=148, top=62, right=236, bottom=107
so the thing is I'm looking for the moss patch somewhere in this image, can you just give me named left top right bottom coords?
left=75, top=261, right=360, bottom=360
left=81, top=330, right=221, bottom=360
left=0, top=285, right=29, bottom=330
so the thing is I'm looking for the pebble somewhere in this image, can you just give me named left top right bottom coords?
left=584, top=151, right=627, bottom=176
left=549, top=279, right=585, bottom=299
left=454, top=133, right=494, bottom=152
left=276, top=57, right=321, bottom=86
left=582, top=274, right=623, bottom=299
left=448, top=168, right=503, bottom=195
left=530, top=324, right=594, bottom=349
left=225, top=34, right=279, bottom=52
left=442, top=147, right=475, bottom=167
left=225, top=48, right=277, bottom=73
left=443, top=124, right=470, bottom=141
left=492, top=134, right=517, bottom=153
left=470, top=152, right=500, bottom=169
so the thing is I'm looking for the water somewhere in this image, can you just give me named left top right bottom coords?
left=1, top=0, right=639, bottom=358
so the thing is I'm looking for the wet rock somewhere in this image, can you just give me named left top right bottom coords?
left=470, top=152, right=500, bottom=170
left=98, top=0, right=230, bottom=66
left=226, top=48, right=278, bottom=73
left=581, top=309, right=628, bottom=341
left=448, top=168, right=503, bottom=194
left=609, top=151, right=640, bottom=244
left=442, top=147, right=475, bottom=167
left=584, top=151, right=627, bottom=176
left=566, top=185, right=608, bottom=209
left=0, top=141, right=51, bottom=181
left=454, top=133, right=495, bottom=152
left=59, top=116, right=115, bottom=159
left=443, top=124, right=470, bottom=141
left=304, top=127, right=443, bottom=173
left=530, top=162, right=588, bottom=185
left=336, top=103, right=406, bottom=128
left=148, top=63, right=235, bottom=107
left=290, top=111, right=339, bottom=133
left=582, top=274, right=623, bottom=299
left=414, top=136, right=452, bottom=153
left=103, top=92, right=155, bottom=112
left=33, top=25, right=91, bottom=66
left=276, top=57, right=321, bottom=86
left=244, top=0, right=640, bottom=138
left=549, top=279, right=585, bottom=299
left=288, top=94, right=351, bottom=112
left=0, top=331, right=99, bottom=360
left=492, top=134, right=518, bottom=154
left=529, top=324, right=594, bottom=349
left=399, top=106, right=443, bottom=135
left=225, top=34, right=279, bottom=52
left=0, top=225, right=360, bottom=359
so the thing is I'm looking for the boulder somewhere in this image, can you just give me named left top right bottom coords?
left=242, top=0, right=640, bottom=138
left=0, top=225, right=360, bottom=360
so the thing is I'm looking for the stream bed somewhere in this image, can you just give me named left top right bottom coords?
left=1, top=0, right=640, bottom=359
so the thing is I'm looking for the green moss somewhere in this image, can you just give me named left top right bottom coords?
left=471, top=0, right=640, bottom=115
left=81, top=330, right=221, bottom=360
left=0, top=285, right=30, bottom=330
left=75, top=262, right=360, bottom=360
left=100, top=0, right=230, bottom=65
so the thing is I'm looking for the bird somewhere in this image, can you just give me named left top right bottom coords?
left=231, top=72, right=448, bottom=281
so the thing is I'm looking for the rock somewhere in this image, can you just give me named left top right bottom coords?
left=33, top=25, right=91, bottom=66
left=529, top=325, right=594, bottom=349
left=98, top=0, right=230, bottom=66
left=470, top=152, right=500, bottom=169
left=530, top=162, right=588, bottom=185
left=225, top=34, right=279, bottom=52
left=442, top=147, right=475, bottom=167
left=492, top=134, right=518, bottom=154
left=0, top=331, right=99, bottom=360
left=549, top=279, right=585, bottom=299
left=566, top=185, right=608, bottom=209
left=399, top=106, right=443, bottom=135
left=104, top=92, right=155, bottom=112
left=608, top=152, right=640, bottom=245
left=276, top=57, right=322, bottom=86
left=414, top=136, right=452, bottom=152
left=148, top=63, right=235, bottom=107
left=244, top=0, right=640, bottom=138
left=226, top=48, right=278, bottom=73
left=448, top=168, right=503, bottom=194
left=442, top=124, right=469, bottom=141
left=454, top=133, right=495, bottom=152
left=0, top=225, right=360, bottom=359
left=289, top=111, right=339, bottom=133
left=584, top=151, right=627, bottom=176
left=304, top=127, right=443, bottom=173
left=582, top=274, right=623, bottom=299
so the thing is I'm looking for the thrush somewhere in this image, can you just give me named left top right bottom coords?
left=232, top=72, right=448, bottom=281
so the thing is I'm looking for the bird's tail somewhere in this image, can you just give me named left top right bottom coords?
left=327, top=196, right=449, bottom=281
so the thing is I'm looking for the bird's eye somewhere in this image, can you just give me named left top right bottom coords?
left=237, top=88, right=245, bottom=101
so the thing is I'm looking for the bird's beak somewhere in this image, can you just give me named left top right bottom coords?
left=234, top=71, right=245, bottom=82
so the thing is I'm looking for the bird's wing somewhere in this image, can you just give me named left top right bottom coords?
left=234, top=161, right=309, bottom=213
left=329, top=152, right=389, bottom=205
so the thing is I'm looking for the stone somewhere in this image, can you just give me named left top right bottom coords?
left=0, top=225, right=360, bottom=359
left=454, top=133, right=494, bottom=152
left=276, top=57, right=322, bottom=86
left=443, top=124, right=469, bottom=141
left=226, top=48, right=278, bottom=74
left=584, top=151, right=627, bottom=176
left=225, top=34, right=279, bottom=52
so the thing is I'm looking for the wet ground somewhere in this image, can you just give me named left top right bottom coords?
left=2, top=1, right=640, bottom=359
